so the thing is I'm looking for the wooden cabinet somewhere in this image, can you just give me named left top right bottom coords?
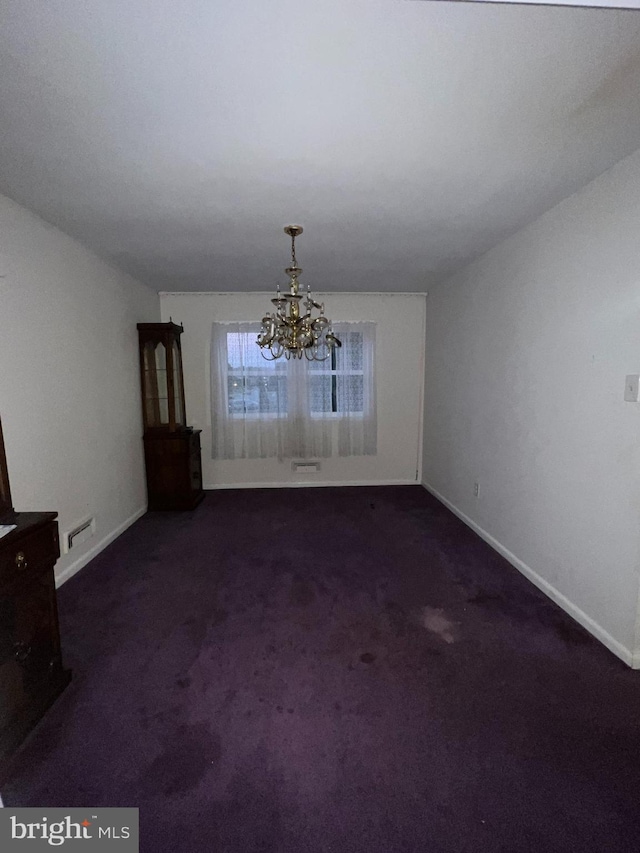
left=0, top=418, right=70, bottom=776
left=0, top=514, right=70, bottom=770
left=143, top=429, right=203, bottom=511
left=137, top=322, right=204, bottom=511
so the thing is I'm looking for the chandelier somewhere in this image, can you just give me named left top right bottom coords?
left=257, top=225, right=341, bottom=361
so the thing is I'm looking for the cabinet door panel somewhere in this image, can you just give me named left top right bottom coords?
left=0, top=572, right=57, bottom=727
left=189, top=434, right=202, bottom=491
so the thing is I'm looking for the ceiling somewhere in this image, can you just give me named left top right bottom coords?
left=1, top=1, right=640, bottom=293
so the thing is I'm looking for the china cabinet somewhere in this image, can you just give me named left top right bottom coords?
left=137, top=322, right=204, bottom=511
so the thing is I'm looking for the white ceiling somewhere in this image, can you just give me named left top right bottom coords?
left=1, top=1, right=640, bottom=293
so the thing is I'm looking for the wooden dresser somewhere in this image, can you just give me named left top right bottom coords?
left=0, top=419, right=70, bottom=774
left=0, top=513, right=70, bottom=769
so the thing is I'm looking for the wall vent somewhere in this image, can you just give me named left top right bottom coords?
left=64, top=517, right=96, bottom=553
left=292, top=461, right=320, bottom=473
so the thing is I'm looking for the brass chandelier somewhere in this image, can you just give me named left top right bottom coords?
left=257, top=225, right=341, bottom=361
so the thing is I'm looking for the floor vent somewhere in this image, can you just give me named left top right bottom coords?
left=292, top=461, right=320, bottom=473
left=64, top=517, right=96, bottom=553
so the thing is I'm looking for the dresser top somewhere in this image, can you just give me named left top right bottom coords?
left=0, top=512, right=57, bottom=548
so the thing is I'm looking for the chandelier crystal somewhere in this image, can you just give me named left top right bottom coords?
left=257, top=225, right=341, bottom=361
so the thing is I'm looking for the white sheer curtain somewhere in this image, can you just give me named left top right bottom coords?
left=210, top=321, right=376, bottom=460
left=333, top=323, right=377, bottom=457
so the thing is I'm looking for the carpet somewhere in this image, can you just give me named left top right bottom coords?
left=3, top=486, right=640, bottom=852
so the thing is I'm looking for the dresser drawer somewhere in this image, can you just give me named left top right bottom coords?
left=0, top=523, right=59, bottom=588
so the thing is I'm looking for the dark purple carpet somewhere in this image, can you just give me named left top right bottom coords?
left=4, top=486, right=640, bottom=852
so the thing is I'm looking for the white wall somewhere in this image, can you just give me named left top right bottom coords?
left=422, top=148, right=640, bottom=667
left=0, top=194, right=159, bottom=584
left=161, top=292, right=426, bottom=488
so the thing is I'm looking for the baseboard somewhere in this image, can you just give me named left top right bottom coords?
left=54, top=506, right=147, bottom=588
left=422, top=481, right=637, bottom=669
left=204, top=479, right=418, bottom=490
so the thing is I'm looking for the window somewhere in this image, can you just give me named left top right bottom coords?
left=211, top=321, right=376, bottom=460
left=225, top=330, right=365, bottom=418
left=308, top=331, right=364, bottom=416
left=226, top=332, right=287, bottom=417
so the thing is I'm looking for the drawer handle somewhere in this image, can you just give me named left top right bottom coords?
left=13, top=642, right=32, bottom=663
left=15, top=551, right=28, bottom=570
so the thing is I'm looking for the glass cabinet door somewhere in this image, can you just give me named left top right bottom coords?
left=143, top=340, right=170, bottom=428
left=139, top=323, right=188, bottom=433
left=171, top=340, right=186, bottom=427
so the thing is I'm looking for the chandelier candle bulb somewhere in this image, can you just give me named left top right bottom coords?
left=257, top=225, right=342, bottom=362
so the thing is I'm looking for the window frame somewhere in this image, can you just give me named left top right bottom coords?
left=308, top=339, right=365, bottom=418
left=226, top=366, right=288, bottom=420
left=224, top=329, right=366, bottom=419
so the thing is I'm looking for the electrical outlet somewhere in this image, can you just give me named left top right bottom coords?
left=624, top=374, right=639, bottom=402
left=473, top=482, right=479, bottom=498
